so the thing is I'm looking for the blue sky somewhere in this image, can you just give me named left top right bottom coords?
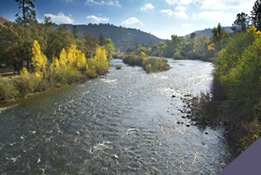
left=0, top=0, right=255, bottom=39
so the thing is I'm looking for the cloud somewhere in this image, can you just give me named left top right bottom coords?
left=199, top=0, right=253, bottom=11
left=86, top=15, right=109, bottom=23
left=85, top=0, right=120, bottom=7
left=65, top=0, right=73, bottom=2
left=165, top=0, right=194, bottom=5
left=193, top=11, right=235, bottom=26
left=182, top=23, right=192, bottom=28
left=140, top=3, right=154, bottom=11
left=193, top=11, right=234, bottom=20
left=44, top=12, right=73, bottom=24
left=160, top=6, right=188, bottom=19
left=122, top=17, right=143, bottom=26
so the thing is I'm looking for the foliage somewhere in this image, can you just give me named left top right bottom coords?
left=0, top=22, right=114, bottom=102
left=231, top=12, right=250, bottom=32
left=251, top=0, right=261, bottom=30
left=31, top=40, right=47, bottom=78
left=197, top=26, right=261, bottom=156
left=211, top=23, right=230, bottom=51
left=15, top=0, right=37, bottom=26
left=87, top=46, right=109, bottom=76
left=125, top=29, right=226, bottom=62
left=0, top=78, right=19, bottom=101
left=123, top=52, right=170, bottom=73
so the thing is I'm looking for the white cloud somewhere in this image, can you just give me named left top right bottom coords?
left=86, top=15, right=109, bottom=23
left=165, top=0, right=194, bottom=5
left=65, top=0, right=73, bottom=2
left=175, top=5, right=186, bottom=11
left=193, top=11, right=234, bottom=20
left=193, top=11, right=235, bottom=26
left=141, top=3, right=154, bottom=11
left=44, top=12, right=73, bottom=24
left=200, top=0, right=253, bottom=11
left=182, top=23, right=192, bottom=28
left=160, top=6, right=188, bottom=19
left=122, top=17, right=143, bottom=26
left=85, top=0, right=120, bottom=7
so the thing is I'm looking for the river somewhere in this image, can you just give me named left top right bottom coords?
left=0, top=59, right=231, bottom=174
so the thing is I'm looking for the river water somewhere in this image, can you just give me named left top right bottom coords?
left=0, top=59, right=231, bottom=174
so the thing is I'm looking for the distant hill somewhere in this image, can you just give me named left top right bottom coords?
left=54, top=23, right=162, bottom=51
left=0, top=16, right=9, bottom=26
left=185, top=26, right=233, bottom=38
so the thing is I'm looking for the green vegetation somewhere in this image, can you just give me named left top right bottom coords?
left=123, top=52, right=170, bottom=73
left=192, top=0, right=261, bottom=157
left=0, top=0, right=114, bottom=102
left=126, top=23, right=230, bottom=62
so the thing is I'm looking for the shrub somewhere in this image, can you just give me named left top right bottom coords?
left=0, top=78, right=19, bottom=101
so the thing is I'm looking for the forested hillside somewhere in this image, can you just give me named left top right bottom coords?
left=184, top=26, right=232, bottom=38
left=192, top=0, right=261, bottom=157
left=54, top=23, right=162, bottom=52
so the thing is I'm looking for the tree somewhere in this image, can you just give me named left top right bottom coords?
left=98, top=33, right=106, bottom=46
left=83, top=32, right=98, bottom=58
left=15, top=0, right=37, bottom=26
left=211, top=23, right=230, bottom=51
left=157, top=42, right=167, bottom=57
left=232, top=12, right=250, bottom=32
left=190, top=32, right=196, bottom=39
left=251, top=0, right=261, bottom=30
left=104, top=38, right=115, bottom=60
left=31, top=40, right=47, bottom=78
left=45, top=25, right=75, bottom=59
left=0, top=22, right=33, bottom=73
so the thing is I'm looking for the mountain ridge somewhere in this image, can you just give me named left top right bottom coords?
left=54, top=23, right=163, bottom=52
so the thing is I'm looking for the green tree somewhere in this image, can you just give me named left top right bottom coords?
left=232, top=12, right=250, bottom=32
left=98, top=33, right=106, bottom=46
left=211, top=23, right=230, bottom=51
left=83, top=32, right=98, bottom=58
left=46, top=25, right=75, bottom=59
left=157, top=42, right=167, bottom=57
left=0, top=22, right=33, bottom=73
left=15, top=0, right=37, bottom=26
left=104, top=38, right=115, bottom=60
left=251, top=0, right=261, bottom=30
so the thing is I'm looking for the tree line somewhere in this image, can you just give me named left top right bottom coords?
left=193, top=0, right=261, bottom=157
left=126, top=1, right=261, bottom=64
left=0, top=0, right=115, bottom=101
left=125, top=24, right=229, bottom=62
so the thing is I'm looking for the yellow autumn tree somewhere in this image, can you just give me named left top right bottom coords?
left=59, top=48, right=68, bottom=68
left=57, top=44, right=87, bottom=71
left=49, top=58, right=60, bottom=73
left=76, top=51, right=86, bottom=71
left=87, top=46, right=109, bottom=76
left=31, top=40, right=47, bottom=78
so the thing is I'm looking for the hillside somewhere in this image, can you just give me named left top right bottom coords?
left=0, top=16, right=9, bottom=26
left=185, top=26, right=233, bottom=38
left=55, top=23, right=162, bottom=51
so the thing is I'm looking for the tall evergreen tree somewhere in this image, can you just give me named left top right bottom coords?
left=231, top=12, right=249, bottom=32
left=251, top=0, right=261, bottom=30
left=15, top=0, right=37, bottom=26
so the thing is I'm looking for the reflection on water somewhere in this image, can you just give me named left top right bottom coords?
left=0, top=59, right=231, bottom=174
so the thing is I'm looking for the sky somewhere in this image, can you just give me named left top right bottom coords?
left=0, top=0, right=256, bottom=39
